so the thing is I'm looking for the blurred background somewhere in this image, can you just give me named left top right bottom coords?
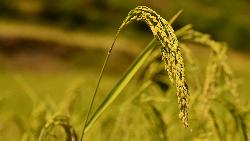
left=0, top=0, right=250, bottom=50
left=0, top=0, right=249, bottom=140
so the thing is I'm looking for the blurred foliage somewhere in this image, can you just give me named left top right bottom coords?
left=0, top=0, right=249, bottom=50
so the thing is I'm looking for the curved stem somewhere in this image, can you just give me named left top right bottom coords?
left=80, top=35, right=119, bottom=141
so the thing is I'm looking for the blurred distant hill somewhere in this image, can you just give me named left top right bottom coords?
left=0, top=0, right=249, bottom=51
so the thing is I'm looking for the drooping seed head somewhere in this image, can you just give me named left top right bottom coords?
left=116, top=6, right=190, bottom=127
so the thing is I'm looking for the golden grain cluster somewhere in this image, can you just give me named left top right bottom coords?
left=115, top=6, right=190, bottom=127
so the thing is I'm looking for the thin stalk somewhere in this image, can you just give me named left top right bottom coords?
left=83, top=38, right=156, bottom=135
left=80, top=35, right=119, bottom=141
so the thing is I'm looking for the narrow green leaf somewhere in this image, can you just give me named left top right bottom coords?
left=84, top=38, right=157, bottom=133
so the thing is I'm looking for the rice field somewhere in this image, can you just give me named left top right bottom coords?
left=0, top=6, right=250, bottom=141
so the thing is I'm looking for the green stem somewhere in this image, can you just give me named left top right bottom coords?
left=83, top=38, right=157, bottom=134
left=80, top=34, right=119, bottom=141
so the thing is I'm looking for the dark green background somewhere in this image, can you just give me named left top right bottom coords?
left=0, top=0, right=249, bottom=51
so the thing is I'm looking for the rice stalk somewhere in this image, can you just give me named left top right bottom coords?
left=208, top=109, right=223, bottom=141
left=81, top=7, right=190, bottom=138
left=141, top=103, right=167, bottom=141
left=109, top=101, right=166, bottom=141
left=179, top=29, right=239, bottom=101
left=38, top=115, right=77, bottom=141
left=174, top=25, right=245, bottom=141
left=215, top=99, right=248, bottom=141
left=38, top=78, right=83, bottom=141
left=119, top=8, right=189, bottom=125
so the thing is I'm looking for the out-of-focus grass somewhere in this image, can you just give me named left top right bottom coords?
left=186, top=43, right=250, bottom=103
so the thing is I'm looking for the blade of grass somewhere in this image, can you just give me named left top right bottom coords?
left=209, top=109, right=223, bottom=141
left=84, top=38, right=157, bottom=134
left=168, top=10, right=183, bottom=25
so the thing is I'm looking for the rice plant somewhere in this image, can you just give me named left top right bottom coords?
left=39, top=79, right=84, bottom=141
left=81, top=7, right=190, bottom=140
left=175, top=26, right=249, bottom=141
left=76, top=5, right=248, bottom=141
